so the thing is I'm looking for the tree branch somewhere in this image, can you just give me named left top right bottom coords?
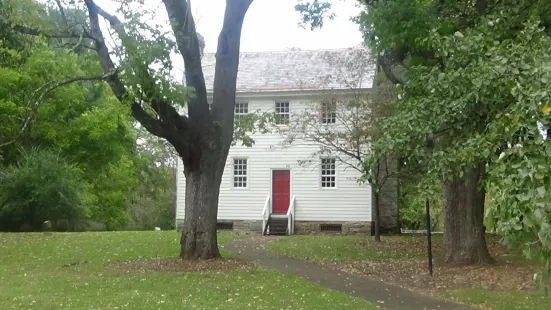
left=84, top=1, right=168, bottom=139
left=378, top=48, right=408, bottom=84
left=84, top=0, right=126, bottom=100
left=94, top=4, right=121, bottom=26
left=0, top=12, right=91, bottom=40
left=130, top=103, right=167, bottom=138
left=54, top=0, right=68, bottom=25
left=162, top=0, right=210, bottom=121
left=71, top=31, right=85, bottom=51
left=83, top=0, right=193, bottom=158
left=211, top=0, right=254, bottom=128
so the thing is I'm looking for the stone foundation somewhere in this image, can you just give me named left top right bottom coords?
left=176, top=219, right=371, bottom=235
left=176, top=219, right=262, bottom=234
left=232, top=220, right=262, bottom=233
left=294, top=221, right=372, bottom=235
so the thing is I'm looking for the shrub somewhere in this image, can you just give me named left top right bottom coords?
left=0, top=148, right=88, bottom=231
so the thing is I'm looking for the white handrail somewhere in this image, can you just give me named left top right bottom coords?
left=261, top=196, right=270, bottom=235
left=286, top=196, right=296, bottom=235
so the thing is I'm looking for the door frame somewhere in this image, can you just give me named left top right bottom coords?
left=269, top=168, right=292, bottom=214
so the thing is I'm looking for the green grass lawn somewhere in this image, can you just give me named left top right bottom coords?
left=440, top=289, right=551, bottom=310
left=267, top=234, right=551, bottom=310
left=0, top=231, right=378, bottom=310
left=267, top=235, right=422, bottom=262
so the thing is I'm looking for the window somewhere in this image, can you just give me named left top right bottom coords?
left=234, top=102, right=248, bottom=127
left=321, top=99, right=336, bottom=124
left=233, top=158, right=248, bottom=188
left=235, top=102, right=248, bottom=117
left=320, top=157, right=336, bottom=188
left=275, top=101, right=290, bottom=125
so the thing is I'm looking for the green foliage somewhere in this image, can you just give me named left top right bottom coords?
left=297, top=0, right=551, bottom=285
left=399, top=171, right=444, bottom=231
left=104, top=2, right=194, bottom=112
left=0, top=148, right=88, bottom=231
left=363, top=0, right=551, bottom=280
left=355, top=0, right=436, bottom=52
left=126, top=128, right=177, bottom=230
left=295, top=0, right=335, bottom=30
left=126, top=164, right=176, bottom=230
left=0, top=1, right=142, bottom=229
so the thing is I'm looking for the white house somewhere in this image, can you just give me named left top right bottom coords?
left=176, top=47, right=395, bottom=235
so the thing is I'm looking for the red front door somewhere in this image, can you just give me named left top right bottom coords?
left=272, top=170, right=290, bottom=214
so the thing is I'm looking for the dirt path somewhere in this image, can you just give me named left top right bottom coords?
left=223, top=236, right=472, bottom=310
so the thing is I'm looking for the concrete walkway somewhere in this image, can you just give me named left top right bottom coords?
left=223, top=236, right=472, bottom=310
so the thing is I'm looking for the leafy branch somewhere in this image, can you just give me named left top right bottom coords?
left=0, top=70, right=117, bottom=148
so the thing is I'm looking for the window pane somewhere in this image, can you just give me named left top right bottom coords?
left=320, top=158, right=336, bottom=188
left=275, top=102, right=290, bottom=125
left=235, top=103, right=249, bottom=115
left=233, top=159, right=248, bottom=188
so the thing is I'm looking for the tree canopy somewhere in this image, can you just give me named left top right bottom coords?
left=298, top=0, right=551, bottom=271
left=0, top=0, right=179, bottom=231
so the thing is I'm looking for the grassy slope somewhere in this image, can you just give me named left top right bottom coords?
left=0, top=232, right=377, bottom=310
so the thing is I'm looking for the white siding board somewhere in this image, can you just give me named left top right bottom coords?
left=176, top=98, right=372, bottom=223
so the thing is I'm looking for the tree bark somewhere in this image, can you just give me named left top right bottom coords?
left=180, top=152, right=224, bottom=259
left=442, top=163, right=494, bottom=265
left=373, top=190, right=381, bottom=242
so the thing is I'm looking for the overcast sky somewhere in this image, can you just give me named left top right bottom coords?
left=92, top=0, right=364, bottom=78
left=191, top=0, right=364, bottom=52
left=94, top=0, right=364, bottom=52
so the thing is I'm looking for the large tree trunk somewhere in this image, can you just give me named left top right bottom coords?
left=180, top=158, right=223, bottom=259
left=442, top=163, right=494, bottom=265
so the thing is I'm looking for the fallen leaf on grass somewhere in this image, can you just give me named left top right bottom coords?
left=108, top=257, right=251, bottom=273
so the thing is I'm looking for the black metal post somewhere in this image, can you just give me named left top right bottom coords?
left=426, top=198, right=433, bottom=276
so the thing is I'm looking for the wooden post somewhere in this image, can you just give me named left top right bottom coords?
left=426, top=198, right=433, bottom=276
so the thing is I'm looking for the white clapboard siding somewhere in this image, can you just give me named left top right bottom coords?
left=176, top=97, right=372, bottom=223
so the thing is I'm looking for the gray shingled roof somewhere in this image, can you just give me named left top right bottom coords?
left=198, top=46, right=374, bottom=93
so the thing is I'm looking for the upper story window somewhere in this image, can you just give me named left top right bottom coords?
left=234, top=102, right=248, bottom=129
left=321, top=99, right=336, bottom=124
left=320, top=157, right=336, bottom=188
left=235, top=102, right=249, bottom=119
left=233, top=158, right=248, bottom=188
left=275, top=101, right=290, bottom=125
